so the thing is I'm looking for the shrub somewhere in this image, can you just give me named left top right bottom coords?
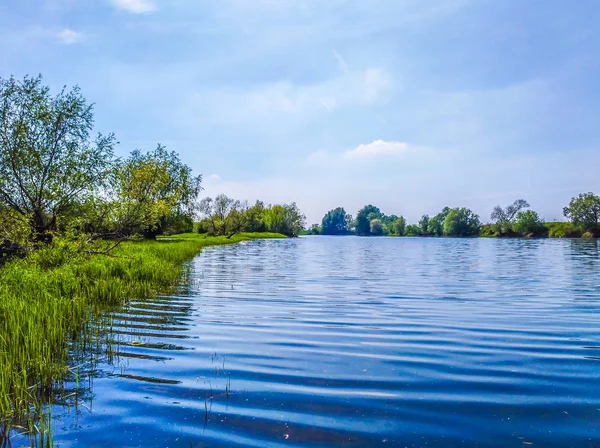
left=512, top=210, right=547, bottom=237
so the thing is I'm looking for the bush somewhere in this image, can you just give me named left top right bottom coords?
left=443, top=207, right=480, bottom=236
left=546, top=222, right=583, bottom=238
left=404, top=224, right=422, bottom=236
left=512, top=210, right=547, bottom=237
left=370, top=219, right=384, bottom=236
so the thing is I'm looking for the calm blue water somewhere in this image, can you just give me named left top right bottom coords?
left=47, top=237, right=600, bottom=446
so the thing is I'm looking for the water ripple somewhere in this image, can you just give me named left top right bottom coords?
left=50, top=237, right=600, bottom=447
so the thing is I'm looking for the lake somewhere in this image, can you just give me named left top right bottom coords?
left=39, top=237, right=600, bottom=446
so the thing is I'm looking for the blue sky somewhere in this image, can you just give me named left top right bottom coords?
left=1, top=0, right=599, bottom=224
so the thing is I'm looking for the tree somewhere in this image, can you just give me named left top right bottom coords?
left=307, top=224, right=321, bottom=235
left=263, top=203, right=306, bottom=237
left=563, top=192, right=600, bottom=232
left=370, top=219, right=384, bottom=236
left=512, top=210, right=547, bottom=237
left=443, top=207, right=481, bottom=236
left=404, top=224, right=422, bottom=236
left=0, top=75, right=116, bottom=240
left=243, top=200, right=267, bottom=232
left=490, top=199, right=529, bottom=235
left=419, top=214, right=430, bottom=235
left=428, top=207, right=450, bottom=236
left=393, top=216, right=406, bottom=236
left=321, top=207, right=352, bottom=235
left=199, top=194, right=248, bottom=238
left=113, top=144, right=202, bottom=238
left=355, top=205, right=382, bottom=236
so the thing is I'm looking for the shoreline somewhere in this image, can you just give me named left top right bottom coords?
left=0, top=232, right=285, bottom=435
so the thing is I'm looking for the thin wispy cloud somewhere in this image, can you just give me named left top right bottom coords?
left=333, top=48, right=349, bottom=74
left=56, top=28, right=82, bottom=45
left=344, top=140, right=410, bottom=159
left=109, top=0, right=156, bottom=14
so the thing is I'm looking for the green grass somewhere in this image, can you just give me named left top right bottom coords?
left=0, top=232, right=284, bottom=434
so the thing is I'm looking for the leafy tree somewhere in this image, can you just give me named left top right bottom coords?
left=321, top=207, right=352, bottom=235
left=512, top=210, right=547, bottom=237
left=490, top=199, right=529, bottom=235
left=427, top=207, right=450, bottom=236
left=243, top=201, right=267, bottom=232
left=113, top=144, right=202, bottom=238
left=263, top=203, right=305, bottom=237
left=199, top=194, right=248, bottom=238
left=393, top=216, right=406, bottom=236
left=307, top=224, right=321, bottom=235
left=0, top=209, right=32, bottom=259
left=443, top=207, right=481, bottom=236
left=370, top=219, right=384, bottom=236
left=0, top=75, right=116, bottom=240
left=355, top=205, right=382, bottom=236
left=563, top=192, right=600, bottom=232
left=404, top=224, right=422, bottom=236
left=419, top=214, right=430, bottom=235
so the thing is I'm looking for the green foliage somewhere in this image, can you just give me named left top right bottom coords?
left=443, top=207, right=481, bottom=236
left=427, top=208, right=450, bottom=236
left=243, top=201, right=268, bottom=233
left=490, top=199, right=529, bottom=235
left=427, top=216, right=442, bottom=236
left=546, top=222, right=583, bottom=238
left=0, top=209, right=32, bottom=258
left=404, top=224, right=422, bottom=236
left=321, top=207, right=352, bottom=235
left=479, top=224, right=497, bottom=237
left=0, top=233, right=284, bottom=429
left=263, top=203, right=306, bottom=237
left=370, top=219, right=384, bottom=236
left=393, top=216, right=406, bottom=236
left=419, top=214, right=430, bottom=235
left=512, top=210, right=547, bottom=237
left=0, top=75, right=116, bottom=238
left=563, top=192, right=600, bottom=233
left=199, top=194, right=249, bottom=238
left=307, top=224, right=321, bottom=235
left=110, top=144, right=202, bottom=239
left=354, top=205, right=382, bottom=236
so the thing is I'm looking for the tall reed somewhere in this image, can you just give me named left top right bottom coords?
left=0, top=232, right=283, bottom=441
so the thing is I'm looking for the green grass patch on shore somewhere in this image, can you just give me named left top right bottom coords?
left=0, top=232, right=284, bottom=429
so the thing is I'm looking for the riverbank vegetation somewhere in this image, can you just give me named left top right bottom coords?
left=0, top=232, right=283, bottom=439
left=0, top=74, right=290, bottom=441
left=198, top=196, right=305, bottom=237
left=308, top=193, right=600, bottom=238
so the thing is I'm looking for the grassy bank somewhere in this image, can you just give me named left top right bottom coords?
left=0, top=232, right=284, bottom=431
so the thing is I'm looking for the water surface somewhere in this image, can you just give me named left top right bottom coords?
left=49, top=237, right=600, bottom=446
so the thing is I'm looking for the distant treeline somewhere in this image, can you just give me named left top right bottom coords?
left=306, top=195, right=600, bottom=238
left=197, top=196, right=305, bottom=238
left=0, top=75, right=300, bottom=263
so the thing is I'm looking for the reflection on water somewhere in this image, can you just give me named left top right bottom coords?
left=16, top=237, right=600, bottom=446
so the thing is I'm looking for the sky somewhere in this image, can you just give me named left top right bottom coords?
left=1, top=0, right=599, bottom=224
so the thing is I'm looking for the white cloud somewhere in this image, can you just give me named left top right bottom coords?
left=205, top=173, right=222, bottom=182
left=186, top=67, right=393, bottom=131
left=57, top=28, right=82, bottom=45
left=344, top=140, right=410, bottom=159
left=109, top=0, right=156, bottom=14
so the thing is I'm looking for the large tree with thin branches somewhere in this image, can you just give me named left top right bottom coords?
left=0, top=75, right=115, bottom=240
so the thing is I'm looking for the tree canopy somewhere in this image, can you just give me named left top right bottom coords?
left=0, top=75, right=115, bottom=239
left=490, top=199, right=530, bottom=235
left=563, top=192, right=600, bottom=233
left=321, top=207, right=352, bottom=235
left=354, top=205, right=382, bottom=236
left=443, top=207, right=481, bottom=236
